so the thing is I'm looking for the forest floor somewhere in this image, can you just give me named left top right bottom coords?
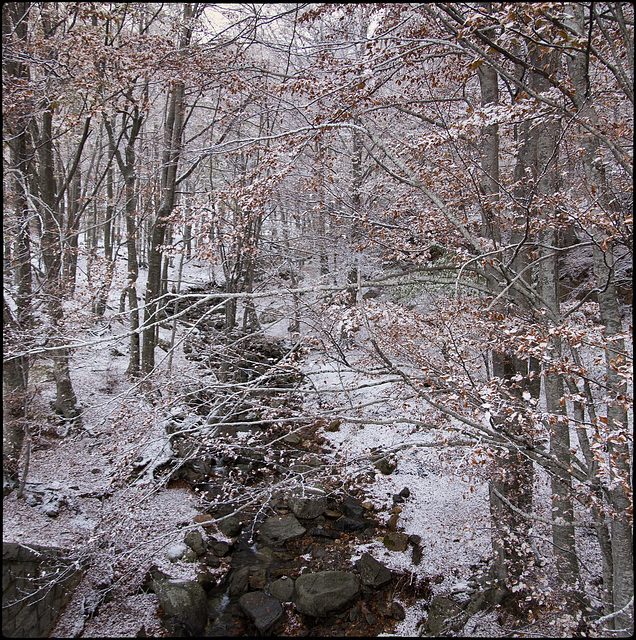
left=3, top=254, right=602, bottom=637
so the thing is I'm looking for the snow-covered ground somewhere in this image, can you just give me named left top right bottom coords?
left=3, top=250, right=614, bottom=637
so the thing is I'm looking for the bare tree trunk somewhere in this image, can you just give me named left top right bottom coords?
left=36, top=107, right=81, bottom=424
left=142, top=81, right=186, bottom=373
left=476, top=23, right=534, bottom=597
left=2, top=1, right=34, bottom=484
left=595, top=243, right=633, bottom=635
left=565, top=6, right=633, bottom=631
left=63, top=171, right=81, bottom=295
left=105, top=107, right=143, bottom=375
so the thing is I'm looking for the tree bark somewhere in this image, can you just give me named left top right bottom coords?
left=36, top=105, right=81, bottom=423
left=565, top=5, right=633, bottom=631
left=2, top=1, right=34, bottom=482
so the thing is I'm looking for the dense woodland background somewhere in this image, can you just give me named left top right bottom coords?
left=3, top=2, right=633, bottom=637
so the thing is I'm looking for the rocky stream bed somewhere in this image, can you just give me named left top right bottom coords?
left=6, top=286, right=509, bottom=637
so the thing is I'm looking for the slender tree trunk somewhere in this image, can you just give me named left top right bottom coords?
left=142, top=82, right=186, bottom=373
left=477, top=27, right=535, bottom=596
left=63, top=171, right=81, bottom=295
left=565, top=6, right=633, bottom=630
left=2, top=2, right=34, bottom=483
left=105, top=108, right=143, bottom=375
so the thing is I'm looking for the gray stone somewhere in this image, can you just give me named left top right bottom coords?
left=355, top=553, right=392, bottom=587
left=341, top=496, right=364, bottom=518
left=151, top=573, right=208, bottom=636
left=269, top=577, right=295, bottom=602
left=211, top=541, right=230, bottom=557
left=239, top=591, right=284, bottom=633
left=335, top=516, right=366, bottom=533
left=218, top=515, right=242, bottom=537
left=294, top=571, right=360, bottom=617
left=424, top=596, right=467, bottom=635
left=373, top=456, right=397, bottom=475
left=260, top=515, right=306, bottom=546
left=184, top=530, right=206, bottom=556
left=229, top=566, right=250, bottom=598
left=249, top=569, right=267, bottom=590
left=2, top=542, right=85, bottom=639
left=289, top=495, right=328, bottom=520
left=204, top=552, right=221, bottom=568
left=391, top=602, right=406, bottom=620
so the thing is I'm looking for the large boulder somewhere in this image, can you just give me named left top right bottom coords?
left=259, top=515, right=306, bottom=546
left=239, top=591, right=284, bottom=633
left=150, top=571, right=208, bottom=636
left=294, top=571, right=360, bottom=617
left=355, top=553, right=392, bottom=587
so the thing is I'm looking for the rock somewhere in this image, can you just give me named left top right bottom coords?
left=391, top=602, right=406, bottom=620
left=361, top=501, right=374, bottom=511
left=341, top=496, right=364, bottom=519
left=229, top=566, right=250, bottom=597
left=408, top=534, right=422, bottom=546
left=326, top=420, right=341, bottom=432
left=283, top=433, right=302, bottom=445
left=289, top=495, right=328, bottom=520
left=412, top=544, right=423, bottom=566
left=335, top=516, right=366, bottom=533
left=366, top=611, right=378, bottom=625
left=294, top=571, right=360, bottom=617
left=249, top=569, right=267, bottom=590
left=383, top=532, right=409, bottom=552
left=386, top=513, right=400, bottom=531
left=399, top=487, right=411, bottom=498
left=392, top=494, right=405, bottom=504
left=193, top=514, right=213, bottom=525
left=309, top=527, right=339, bottom=540
left=196, top=567, right=216, bottom=590
left=355, top=553, right=392, bottom=587
left=373, top=456, right=397, bottom=475
left=260, top=515, right=306, bottom=546
left=239, top=591, right=284, bottom=633
left=151, top=572, right=208, bottom=636
left=425, top=596, right=466, bottom=635
left=269, top=576, right=295, bottom=602
left=218, top=515, right=242, bottom=537
left=184, top=530, right=206, bottom=556
left=204, top=552, right=221, bottom=568
left=211, top=541, right=231, bottom=557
